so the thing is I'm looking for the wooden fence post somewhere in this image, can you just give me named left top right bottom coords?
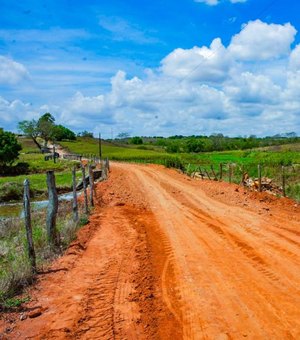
left=258, top=164, right=262, bottom=192
left=89, top=164, right=94, bottom=207
left=81, top=165, right=89, bottom=214
left=210, top=165, right=217, bottom=180
left=229, top=164, right=232, bottom=183
left=106, top=157, right=110, bottom=172
left=53, top=146, right=56, bottom=164
left=46, top=170, right=59, bottom=246
left=102, top=159, right=107, bottom=180
left=282, top=165, right=286, bottom=197
left=204, top=167, right=211, bottom=180
left=23, top=179, right=36, bottom=273
left=198, top=166, right=204, bottom=180
left=219, top=163, right=223, bottom=180
left=241, top=165, right=244, bottom=185
left=72, top=167, right=79, bottom=222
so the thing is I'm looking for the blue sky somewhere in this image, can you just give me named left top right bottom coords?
left=0, top=0, right=300, bottom=137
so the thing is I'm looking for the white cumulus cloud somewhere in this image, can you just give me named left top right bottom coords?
left=0, top=56, right=29, bottom=85
left=2, top=19, right=300, bottom=137
left=229, top=20, right=297, bottom=61
left=0, top=96, right=39, bottom=130
left=161, top=38, right=232, bottom=83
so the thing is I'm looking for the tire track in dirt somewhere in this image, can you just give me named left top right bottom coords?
left=123, top=163, right=300, bottom=339
left=1, top=162, right=299, bottom=339
left=1, top=169, right=181, bottom=339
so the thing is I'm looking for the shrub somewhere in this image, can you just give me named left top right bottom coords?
left=130, top=136, right=143, bottom=145
left=164, top=157, right=184, bottom=170
left=0, top=162, right=30, bottom=176
left=0, top=129, right=22, bottom=166
left=166, top=142, right=180, bottom=153
left=0, top=182, right=23, bottom=201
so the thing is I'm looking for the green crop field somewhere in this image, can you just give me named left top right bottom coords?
left=60, top=138, right=300, bottom=201
left=1, top=136, right=299, bottom=202
left=60, top=138, right=300, bottom=167
left=60, top=138, right=175, bottom=163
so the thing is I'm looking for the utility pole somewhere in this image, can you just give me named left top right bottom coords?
left=99, top=133, right=102, bottom=160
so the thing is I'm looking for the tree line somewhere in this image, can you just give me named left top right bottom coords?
left=115, top=133, right=299, bottom=153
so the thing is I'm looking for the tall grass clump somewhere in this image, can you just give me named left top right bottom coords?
left=0, top=201, right=82, bottom=305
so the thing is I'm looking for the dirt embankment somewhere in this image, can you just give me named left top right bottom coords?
left=1, top=163, right=299, bottom=339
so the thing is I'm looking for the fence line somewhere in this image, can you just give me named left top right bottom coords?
left=23, top=158, right=109, bottom=270
left=189, top=162, right=299, bottom=198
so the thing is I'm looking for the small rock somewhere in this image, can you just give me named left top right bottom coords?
left=115, top=202, right=125, bottom=206
left=28, top=308, right=42, bottom=318
left=20, top=313, right=27, bottom=321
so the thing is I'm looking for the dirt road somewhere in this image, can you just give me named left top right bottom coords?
left=1, top=163, right=300, bottom=339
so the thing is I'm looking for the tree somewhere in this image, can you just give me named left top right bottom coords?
left=52, top=125, right=76, bottom=141
left=186, top=138, right=204, bottom=153
left=0, top=128, right=22, bottom=166
left=78, top=130, right=94, bottom=138
left=18, top=119, right=42, bottom=149
left=117, top=132, right=130, bottom=139
left=37, top=113, right=55, bottom=146
left=130, top=136, right=143, bottom=145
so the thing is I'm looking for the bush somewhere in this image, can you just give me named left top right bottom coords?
left=0, top=129, right=22, bottom=166
left=185, top=138, right=204, bottom=153
left=0, top=162, right=30, bottom=176
left=130, top=136, right=143, bottom=145
left=164, top=157, right=185, bottom=170
left=166, top=142, right=180, bottom=153
left=0, top=182, right=23, bottom=201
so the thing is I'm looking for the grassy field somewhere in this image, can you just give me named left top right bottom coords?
left=60, top=138, right=300, bottom=201
left=61, top=137, right=300, bottom=165
left=60, top=138, right=172, bottom=162
left=0, top=171, right=83, bottom=201
left=0, top=138, right=81, bottom=202
left=1, top=136, right=299, bottom=202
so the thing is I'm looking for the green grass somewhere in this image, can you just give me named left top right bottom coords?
left=17, top=153, right=78, bottom=173
left=0, top=137, right=81, bottom=202
left=16, top=137, right=78, bottom=173
left=17, top=137, right=39, bottom=153
left=61, top=138, right=300, bottom=166
left=0, top=203, right=83, bottom=303
left=0, top=171, right=80, bottom=191
left=61, top=138, right=299, bottom=201
left=0, top=171, right=82, bottom=202
left=61, top=137, right=172, bottom=162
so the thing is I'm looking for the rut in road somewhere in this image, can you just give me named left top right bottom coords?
left=2, top=163, right=300, bottom=339
left=124, top=164, right=300, bottom=339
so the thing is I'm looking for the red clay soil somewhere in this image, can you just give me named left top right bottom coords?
left=1, top=163, right=299, bottom=339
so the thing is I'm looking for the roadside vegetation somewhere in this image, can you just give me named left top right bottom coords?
left=60, top=135, right=300, bottom=201
left=0, top=202, right=88, bottom=307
